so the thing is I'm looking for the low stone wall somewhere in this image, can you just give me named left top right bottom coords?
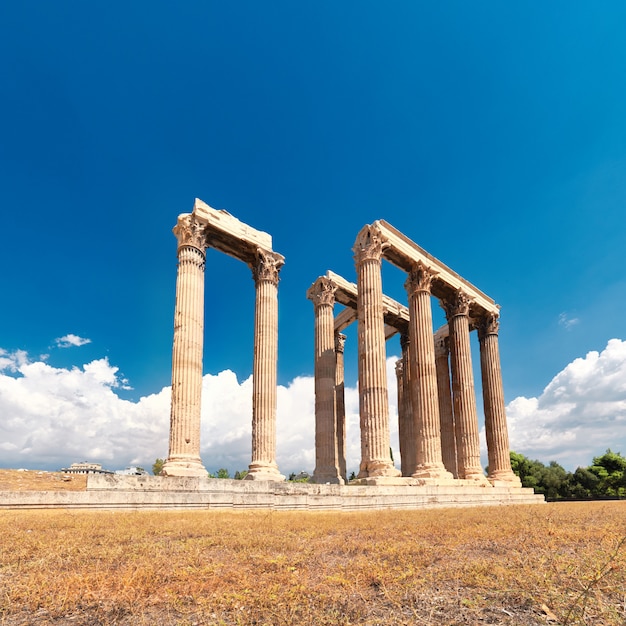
left=0, top=474, right=544, bottom=511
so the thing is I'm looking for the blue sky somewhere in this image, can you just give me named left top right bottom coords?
left=1, top=2, right=625, bottom=475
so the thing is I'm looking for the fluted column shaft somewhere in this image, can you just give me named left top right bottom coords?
left=406, top=263, right=451, bottom=479
left=246, top=250, right=284, bottom=481
left=479, top=315, right=521, bottom=485
left=435, top=333, right=457, bottom=478
left=163, top=215, right=208, bottom=477
left=308, top=278, right=343, bottom=484
left=444, top=291, right=487, bottom=482
left=335, top=332, right=347, bottom=482
left=354, top=226, right=400, bottom=478
left=396, top=332, right=415, bottom=475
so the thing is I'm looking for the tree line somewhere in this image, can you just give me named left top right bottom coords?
left=509, top=449, right=626, bottom=500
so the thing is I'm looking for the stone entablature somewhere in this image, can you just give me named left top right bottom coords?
left=191, top=198, right=272, bottom=261
left=372, top=219, right=499, bottom=320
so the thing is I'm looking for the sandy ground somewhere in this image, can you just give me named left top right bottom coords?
left=0, top=468, right=87, bottom=492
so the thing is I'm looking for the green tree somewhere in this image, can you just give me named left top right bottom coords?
left=566, top=467, right=600, bottom=498
left=539, top=461, right=569, bottom=500
left=588, top=449, right=626, bottom=498
left=152, top=458, right=164, bottom=476
left=511, top=449, right=626, bottom=501
left=216, top=468, right=230, bottom=479
left=234, top=470, right=248, bottom=480
left=510, top=452, right=570, bottom=499
left=510, top=451, right=539, bottom=489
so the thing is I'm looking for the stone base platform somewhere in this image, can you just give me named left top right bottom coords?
left=0, top=474, right=544, bottom=511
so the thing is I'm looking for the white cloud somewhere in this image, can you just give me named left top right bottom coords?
left=0, top=348, right=29, bottom=372
left=558, top=312, right=580, bottom=330
left=507, top=338, right=626, bottom=469
left=0, top=348, right=401, bottom=476
left=55, top=334, right=92, bottom=348
left=197, top=355, right=401, bottom=476
left=0, top=352, right=169, bottom=470
left=9, top=338, right=625, bottom=477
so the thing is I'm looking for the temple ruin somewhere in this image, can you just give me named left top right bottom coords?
left=1, top=199, right=544, bottom=512
left=307, top=220, right=520, bottom=487
left=164, top=200, right=521, bottom=492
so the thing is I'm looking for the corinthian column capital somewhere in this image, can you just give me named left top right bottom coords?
left=335, top=332, right=346, bottom=354
left=173, top=214, right=208, bottom=251
left=478, top=313, right=500, bottom=340
left=442, top=289, right=473, bottom=320
left=395, top=358, right=404, bottom=378
left=405, top=261, right=438, bottom=296
left=307, top=276, right=337, bottom=309
left=353, top=224, right=389, bottom=264
left=251, top=249, right=284, bottom=285
left=400, top=332, right=410, bottom=353
left=434, top=333, right=449, bottom=359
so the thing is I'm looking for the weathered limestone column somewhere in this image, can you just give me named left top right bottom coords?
left=406, top=262, right=452, bottom=480
left=308, top=277, right=344, bottom=484
left=353, top=225, right=401, bottom=479
left=246, top=249, right=285, bottom=481
left=163, top=214, right=208, bottom=477
left=443, top=290, right=489, bottom=483
left=478, top=314, right=521, bottom=486
left=335, top=332, right=347, bottom=482
left=397, top=333, right=416, bottom=476
left=435, top=332, right=457, bottom=478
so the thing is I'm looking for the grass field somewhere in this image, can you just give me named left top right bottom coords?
left=0, top=475, right=625, bottom=625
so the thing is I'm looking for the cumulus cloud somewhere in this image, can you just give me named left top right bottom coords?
left=507, top=338, right=626, bottom=469
left=188, top=355, right=399, bottom=476
left=8, top=338, right=624, bottom=476
left=0, top=351, right=168, bottom=470
left=0, top=348, right=29, bottom=372
left=54, top=334, right=92, bottom=348
left=0, top=345, right=400, bottom=475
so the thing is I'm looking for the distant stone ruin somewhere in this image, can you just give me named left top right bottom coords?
left=61, top=462, right=113, bottom=475
left=163, top=199, right=521, bottom=493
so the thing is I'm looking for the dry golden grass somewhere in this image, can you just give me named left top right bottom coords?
left=1, top=502, right=625, bottom=625
left=0, top=469, right=87, bottom=492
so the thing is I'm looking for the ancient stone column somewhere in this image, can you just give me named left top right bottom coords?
left=443, top=290, right=489, bottom=483
left=308, top=277, right=343, bottom=484
left=478, top=314, right=521, bottom=486
left=397, top=333, right=416, bottom=476
left=246, top=249, right=285, bottom=481
left=353, top=225, right=401, bottom=479
left=435, top=332, right=457, bottom=478
left=335, top=332, right=347, bottom=482
left=163, top=214, right=208, bottom=477
left=406, top=262, right=452, bottom=480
